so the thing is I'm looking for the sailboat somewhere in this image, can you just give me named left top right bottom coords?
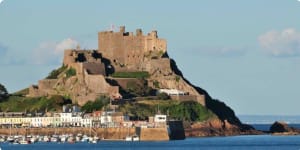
left=7, top=120, right=14, bottom=143
left=19, top=137, right=30, bottom=144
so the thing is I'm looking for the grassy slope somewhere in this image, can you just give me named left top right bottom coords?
left=119, top=99, right=216, bottom=122
left=0, top=95, right=71, bottom=112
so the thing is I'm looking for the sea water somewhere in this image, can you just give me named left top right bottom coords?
left=1, top=135, right=300, bottom=150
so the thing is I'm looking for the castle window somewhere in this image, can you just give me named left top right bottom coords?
left=75, top=53, right=87, bottom=62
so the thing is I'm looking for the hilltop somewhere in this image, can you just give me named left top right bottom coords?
left=1, top=26, right=259, bottom=136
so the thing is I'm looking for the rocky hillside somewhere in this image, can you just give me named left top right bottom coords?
left=136, top=52, right=259, bottom=136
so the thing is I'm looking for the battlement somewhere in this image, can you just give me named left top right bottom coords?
left=98, top=26, right=167, bottom=70
left=99, top=26, right=158, bottom=38
left=63, top=49, right=106, bottom=76
left=63, top=49, right=102, bottom=66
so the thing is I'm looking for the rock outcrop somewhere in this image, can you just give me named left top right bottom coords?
left=270, top=121, right=300, bottom=135
left=185, top=118, right=262, bottom=137
left=270, top=121, right=292, bottom=133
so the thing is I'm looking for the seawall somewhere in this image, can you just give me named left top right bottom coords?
left=0, top=127, right=135, bottom=140
left=137, top=127, right=169, bottom=141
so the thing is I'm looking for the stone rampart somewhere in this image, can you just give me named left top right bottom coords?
left=112, top=78, right=144, bottom=90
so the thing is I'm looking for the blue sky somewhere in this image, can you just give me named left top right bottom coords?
left=0, top=0, right=300, bottom=115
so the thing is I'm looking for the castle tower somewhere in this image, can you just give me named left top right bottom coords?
left=120, top=26, right=125, bottom=33
left=136, top=29, right=143, bottom=36
left=98, top=26, right=167, bottom=71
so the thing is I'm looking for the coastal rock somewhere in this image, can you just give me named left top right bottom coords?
left=185, top=118, right=262, bottom=137
left=270, top=121, right=300, bottom=135
left=270, top=121, right=291, bottom=133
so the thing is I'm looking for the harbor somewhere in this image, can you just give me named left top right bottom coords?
left=0, top=126, right=176, bottom=144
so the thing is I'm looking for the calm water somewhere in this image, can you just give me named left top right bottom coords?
left=1, top=135, right=300, bottom=150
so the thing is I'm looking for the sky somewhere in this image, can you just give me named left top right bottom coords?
left=0, top=0, right=300, bottom=115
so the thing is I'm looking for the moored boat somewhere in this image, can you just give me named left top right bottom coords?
left=132, top=135, right=139, bottom=141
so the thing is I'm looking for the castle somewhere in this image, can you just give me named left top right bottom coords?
left=28, top=26, right=205, bottom=106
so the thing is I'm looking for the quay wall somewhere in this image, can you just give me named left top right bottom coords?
left=0, top=127, right=135, bottom=140
left=138, top=127, right=169, bottom=141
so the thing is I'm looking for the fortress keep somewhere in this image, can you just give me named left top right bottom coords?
left=98, top=26, right=167, bottom=71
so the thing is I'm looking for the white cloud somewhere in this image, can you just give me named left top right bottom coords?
left=54, top=38, right=79, bottom=54
left=258, top=28, right=300, bottom=57
left=33, top=38, right=79, bottom=64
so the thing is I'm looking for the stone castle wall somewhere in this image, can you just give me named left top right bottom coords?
left=38, top=79, right=58, bottom=90
left=28, top=49, right=118, bottom=105
left=28, top=79, right=58, bottom=97
left=98, top=26, right=167, bottom=71
left=112, top=78, right=144, bottom=90
left=84, top=71, right=119, bottom=96
left=63, top=50, right=101, bottom=66
left=28, top=85, right=42, bottom=97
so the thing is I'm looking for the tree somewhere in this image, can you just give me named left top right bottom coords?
left=157, top=92, right=170, bottom=100
left=0, top=83, right=8, bottom=101
left=81, top=96, right=110, bottom=113
left=126, top=79, right=153, bottom=97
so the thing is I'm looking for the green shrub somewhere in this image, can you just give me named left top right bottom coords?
left=81, top=96, right=110, bottom=113
left=166, top=101, right=214, bottom=122
left=46, top=65, right=67, bottom=79
left=119, top=100, right=215, bottom=122
left=125, top=80, right=153, bottom=97
left=65, top=67, right=76, bottom=78
left=0, top=83, right=8, bottom=101
left=153, top=80, right=160, bottom=88
left=0, top=95, right=72, bottom=112
left=112, top=71, right=150, bottom=79
left=175, top=76, right=180, bottom=82
left=157, top=92, right=169, bottom=100
left=12, top=88, right=29, bottom=96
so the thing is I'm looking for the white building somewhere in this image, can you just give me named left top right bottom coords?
left=154, top=114, right=167, bottom=123
left=59, top=113, right=82, bottom=127
left=71, top=116, right=82, bottom=127
left=81, top=118, right=92, bottom=127
left=158, top=89, right=186, bottom=96
left=60, top=113, right=73, bottom=126
left=100, top=115, right=112, bottom=125
left=31, top=117, right=43, bottom=127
